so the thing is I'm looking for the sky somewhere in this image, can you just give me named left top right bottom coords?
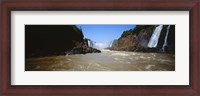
left=76, top=25, right=136, bottom=49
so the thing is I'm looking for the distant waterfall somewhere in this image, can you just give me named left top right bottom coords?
left=162, top=25, right=171, bottom=52
left=147, top=25, right=163, bottom=48
left=109, top=41, right=113, bottom=47
left=88, top=40, right=91, bottom=47
left=87, top=39, right=94, bottom=47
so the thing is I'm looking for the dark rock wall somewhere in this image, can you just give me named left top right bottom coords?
left=110, top=25, right=175, bottom=54
left=166, top=25, right=175, bottom=53
left=156, top=25, right=175, bottom=53
left=25, top=25, right=100, bottom=57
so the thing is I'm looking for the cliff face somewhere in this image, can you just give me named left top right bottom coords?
left=111, top=34, right=138, bottom=51
left=25, top=25, right=100, bottom=57
left=156, top=25, right=175, bottom=53
left=110, top=25, right=175, bottom=54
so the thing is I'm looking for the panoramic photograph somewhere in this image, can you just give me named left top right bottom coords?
left=25, top=25, right=175, bottom=71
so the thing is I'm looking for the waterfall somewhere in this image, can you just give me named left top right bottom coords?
left=147, top=25, right=163, bottom=48
left=109, top=41, right=113, bottom=47
left=88, top=40, right=91, bottom=47
left=162, top=25, right=171, bottom=52
left=90, top=41, right=94, bottom=47
left=87, top=39, right=94, bottom=48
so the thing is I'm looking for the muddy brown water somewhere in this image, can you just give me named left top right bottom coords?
left=25, top=50, right=175, bottom=71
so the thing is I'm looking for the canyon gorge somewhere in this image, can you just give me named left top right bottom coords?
left=25, top=25, right=175, bottom=71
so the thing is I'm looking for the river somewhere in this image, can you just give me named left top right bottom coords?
left=25, top=50, right=175, bottom=71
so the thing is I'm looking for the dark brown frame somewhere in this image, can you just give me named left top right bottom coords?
left=0, top=0, right=199, bottom=95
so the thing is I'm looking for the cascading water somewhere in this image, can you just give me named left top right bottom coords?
left=162, top=25, right=171, bottom=52
left=87, top=40, right=94, bottom=48
left=91, top=41, right=94, bottom=47
left=109, top=41, right=113, bottom=47
left=147, top=25, right=163, bottom=48
left=88, top=40, right=91, bottom=47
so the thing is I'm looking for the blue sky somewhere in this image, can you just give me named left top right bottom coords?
left=76, top=25, right=136, bottom=49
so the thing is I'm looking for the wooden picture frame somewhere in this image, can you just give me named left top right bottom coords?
left=0, top=0, right=199, bottom=95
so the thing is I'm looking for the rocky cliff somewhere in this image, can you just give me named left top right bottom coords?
left=110, top=25, right=175, bottom=54
left=25, top=25, right=100, bottom=58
